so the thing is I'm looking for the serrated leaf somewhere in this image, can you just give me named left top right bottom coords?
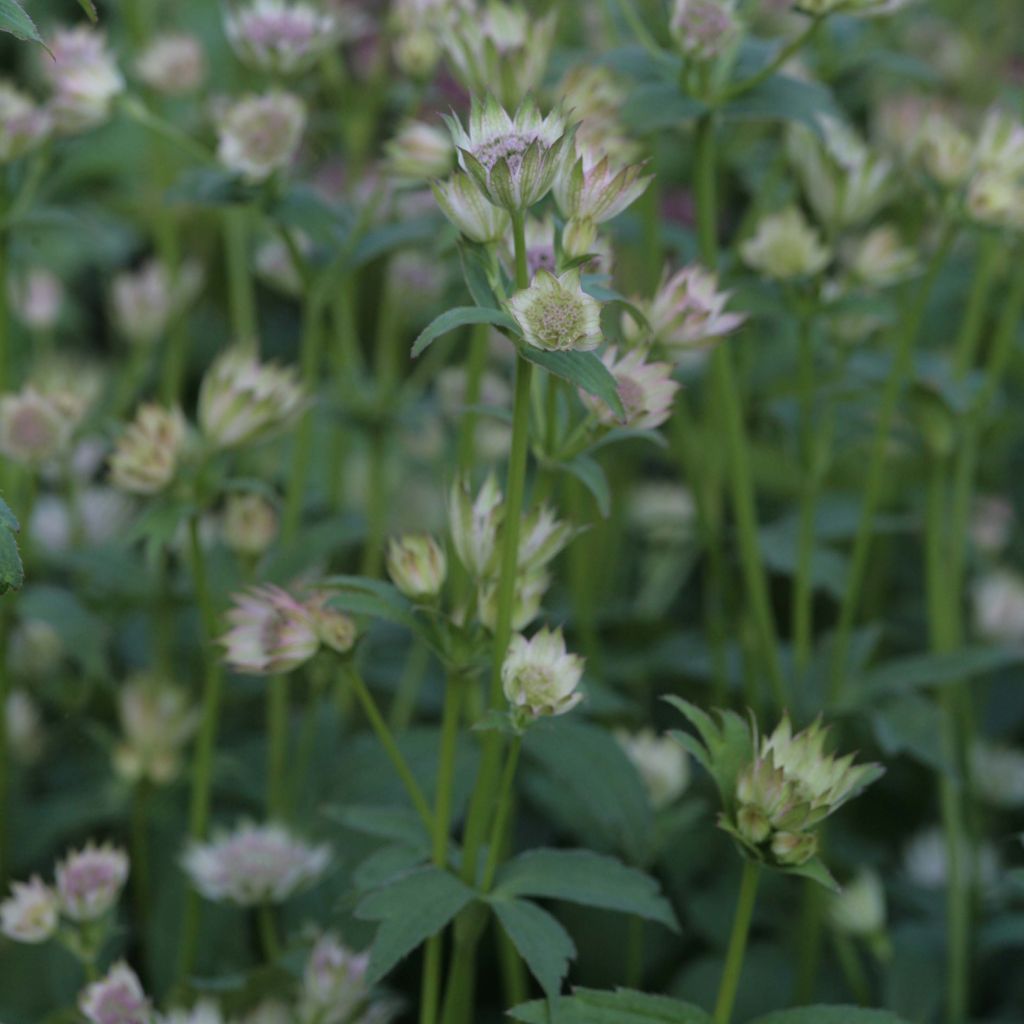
left=325, top=804, right=430, bottom=849
left=411, top=307, right=520, bottom=358
left=76, top=0, right=98, bottom=21
left=748, top=1008, right=912, bottom=1024
left=521, top=349, right=625, bottom=419
left=0, top=0, right=42, bottom=42
left=509, top=987, right=713, bottom=1024
left=355, top=867, right=476, bottom=984
left=492, top=898, right=575, bottom=998
left=0, top=495, right=23, bottom=594
left=494, top=849, right=678, bottom=931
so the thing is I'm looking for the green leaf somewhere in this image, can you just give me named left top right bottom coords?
left=558, top=454, right=610, bottom=517
left=458, top=240, right=502, bottom=310
left=0, top=0, right=42, bottom=42
left=521, top=348, right=625, bottom=419
left=325, top=804, right=429, bottom=849
left=355, top=867, right=477, bottom=984
left=748, top=1008, right=912, bottom=1024
left=322, top=575, right=420, bottom=632
left=0, top=495, right=24, bottom=594
left=722, top=75, right=839, bottom=132
left=509, top=988, right=713, bottom=1024
left=76, top=0, right=98, bottom=21
left=17, top=585, right=108, bottom=677
left=166, top=167, right=258, bottom=207
left=494, top=849, right=678, bottom=931
left=411, top=307, right=520, bottom=358
left=622, top=84, right=708, bottom=133
left=780, top=856, right=840, bottom=893
left=351, top=216, right=441, bottom=269
left=492, top=898, right=575, bottom=998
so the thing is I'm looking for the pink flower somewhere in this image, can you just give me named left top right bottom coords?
left=56, top=842, right=129, bottom=921
left=79, top=961, right=150, bottom=1024
left=300, top=931, right=371, bottom=1023
left=581, top=347, right=680, bottom=429
left=221, top=585, right=321, bottom=675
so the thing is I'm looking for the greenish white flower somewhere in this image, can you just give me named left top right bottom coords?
left=446, top=97, right=572, bottom=213
left=553, top=143, right=652, bottom=225
left=914, top=111, right=973, bottom=187
left=386, top=120, right=455, bottom=182
left=971, top=741, right=1024, bottom=809
left=448, top=474, right=504, bottom=579
left=217, top=90, right=306, bottom=183
left=828, top=868, right=886, bottom=936
left=432, top=172, right=510, bottom=243
left=972, top=569, right=1024, bottom=644
left=109, top=404, right=188, bottom=496
left=966, top=170, right=1024, bottom=231
left=114, top=676, right=198, bottom=786
left=42, top=27, right=125, bottom=134
left=843, top=225, right=918, bottom=287
left=580, top=347, right=679, bottom=429
left=222, top=493, right=279, bottom=557
left=740, top=207, right=831, bottom=280
left=477, top=568, right=549, bottom=633
left=506, top=268, right=603, bottom=352
left=616, top=728, right=690, bottom=809
left=974, top=109, right=1024, bottom=176
left=0, top=876, right=59, bottom=944
left=386, top=533, right=448, bottom=600
left=134, top=33, right=207, bottom=96
left=502, top=626, right=584, bottom=721
left=0, top=81, right=52, bottom=164
left=225, top=0, right=339, bottom=75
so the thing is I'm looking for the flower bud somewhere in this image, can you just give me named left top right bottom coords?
left=518, top=505, right=573, bottom=574
left=387, top=120, right=455, bottom=182
left=771, top=830, right=818, bottom=866
left=502, top=626, right=584, bottom=721
left=387, top=534, right=448, bottom=599
left=393, top=28, right=443, bottom=79
left=42, top=27, right=125, bottom=134
left=109, top=404, right=188, bottom=496
left=671, top=0, right=740, bottom=62
left=477, top=569, right=549, bottom=632
left=0, top=387, right=72, bottom=466
left=223, top=493, right=279, bottom=557
left=80, top=962, right=150, bottom=1024
left=217, top=91, right=306, bottom=183
left=580, top=347, right=679, bottom=429
left=221, top=585, right=321, bottom=675
left=198, top=348, right=305, bottom=449
left=0, top=876, right=59, bottom=944
left=7, top=268, right=63, bottom=331
left=974, top=108, right=1024, bottom=176
left=740, top=207, right=830, bottom=280
left=0, top=81, right=52, bottom=164
left=914, top=112, right=973, bottom=187
left=134, top=33, right=207, bottom=95
left=432, top=172, right=511, bottom=244
left=554, top=145, right=651, bottom=225
left=306, top=596, right=358, bottom=655
left=225, top=1, right=338, bottom=75
left=615, top=729, right=690, bottom=809
left=56, top=842, right=130, bottom=921
left=448, top=474, right=503, bottom=578
left=111, top=259, right=203, bottom=346
left=966, top=171, right=1024, bottom=232
left=843, top=225, right=917, bottom=287
left=506, top=268, right=603, bottom=352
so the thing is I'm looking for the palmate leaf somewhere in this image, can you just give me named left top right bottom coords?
left=494, top=848, right=678, bottom=931
left=510, top=988, right=713, bottom=1024
left=0, top=0, right=42, bottom=42
left=492, top=898, right=576, bottom=998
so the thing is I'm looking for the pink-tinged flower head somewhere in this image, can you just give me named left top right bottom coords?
left=432, top=172, right=510, bottom=243
left=42, top=27, right=125, bottom=134
left=182, top=821, right=331, bottom=905
left=581, top=348, right=679, bottom=429
left=0, top=81, right=52, bottom=163
left=300, top=931, right=371, bottom=1023
left=518, top=505, right=573, bottom=574
left=553, top=142, right=651, bottom=225
left=671, top=0, right=739, bottom=61
left=135, top=33, right=207, bottom=96
left=56, top=842, right=130, bottom=921
left=7, top=267, right=63, bottom=330
left=217, top=91, right=306, bottom=183
left=632, top=265, right=746, bottom=352
left=198, top=348, right=305, bottom=448
left=226, top=0, right=339, bottom=75
left=502, top=626, right=584, bottom=720
left=108, top=404, right=188, bottom=496
left=0, top=875, right=59, bottom=943
left=111, top=259, right=203, bottom=346
left=448, top=474, right=504, bottom=579
left=79, top=961, right=150, bottom=1024
left=0, top=387, right=72, bottom=465
left=221, top=585, right=320, bottom=675
left=114, top=677, right=198, bottom=786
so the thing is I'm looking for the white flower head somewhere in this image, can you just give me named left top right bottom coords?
left=223, top=493, right=280, bottom=557
left=182, top=821, right=331, bottom=905
left=506, top=268, right=603, bottom=352
left=42, top=27, right=125, bottom=133
left=501, top=626, right=584, bottom=720
left=432, top=172, right=511, bottom=243
left=972, top=569, right=1024, bottom=645
left=226, top=0, right=339, bottom=75
left=971, top=741, right=1024, bottom=809
left=135, top=33, right=207, bottom=95
left=7, top=267, right=64, bottom=330
left=446, top=97, right=573, bottom=212
left=828, top=868, right=886, bottom=936
left=478, top=569, right=549, bottom=633
left=518, top=505, right=573, bottom=574
left=843, top=225, right=918, bottom=288
left=740, top=207, right=831, bottom=280
left=0, top=80, right=52, bottom=163
left=581, top=347, right=679, bottom=429
left=56, top=842, right=130, bottom=921
left=80, top=961, right=150, bottom=1024
left=111, top=259, right=203, bottom=346
left=0, top=387, right=73, bottom=466
left=671, top=0, right=740, bottom=61
left=217, top=91, right=306, bottom=183
left=448, top=474, right=504, bottom=579
left=616, top=728, right=690, bottom=809
left=553, top=142, right=651, bottom=224
left=386, top=534, right=448, bottom=600
left=221, top=585, right=321, bottom=675
left=108, top=404, right=188, bottom=496
left=0, top=876, right=59, bottom=943
left=914, top=111, right=973, bottom=187
left=114, top=677, right=198, bottom=786
left=386, top=120, right=454, bottom=182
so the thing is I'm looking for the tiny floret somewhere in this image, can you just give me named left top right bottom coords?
left=108, top=404, right=187, bottom=496
left=581, top=347, right=679, bottom=429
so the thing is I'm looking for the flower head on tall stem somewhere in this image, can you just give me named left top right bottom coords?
left=79, top=961, right=150, bottom=1024
left=0, top=387, right=73, bottom=466
left=299, top=931, right=371, bottom=1024
left=448, top=474, right=504, bottom=579
left=134, top=33, right=207, bottom=96
left=432, top=172, right=511, bottom=243
left=386, top=120, right=455, bottom=183
left=386, top=533, right=448, bottom=600
left=740, top=207, right=831, bottom=280
left=0, top=81, right=52, bottom=163
left=56, top=842, right=130, bottom=922
left=553, top=142, right=651, bottom=225
left=221, top=585, right=321, bottom=675
left=114, top=676, right=198, bottom=786
left=670, top=0, right=740, bottom=61
left=501, top=626, right=584, bottom=722
left=42, top=26, right=124, bottom=134
left=506, top=268, right=603, bottom=352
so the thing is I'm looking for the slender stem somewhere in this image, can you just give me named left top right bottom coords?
left=828, top=227, right=955, bottom=702
left=721, top=18, right=823, bottom=100
left=456, top=323, right=490, bottom=474
left=224, top=207, right=259, bottom=354
left=130, top=782, right=151, bottom=934
left=480, top=736, right=522, bottom=892
left=832, top=932, right=871, bottom=1005
left=360, top=428, right=388, bottom=578
left=0, top=203, right=10, bottom=889
left=626, top=916, right=645, bottom=987
left=694, top=116, right=719, bottom=269
left=953, top=237, right=1001, bottom=376
left=343, top=662, right=433, bottom=829
left=257, top=903, right=281, bottom=964
left=793, top=311, right=817, bottom=675
left=267, top=675, right=288, bottom=818
left=713, top=860, right=761, bottom=1024
left=177, top=515, right=226, bottom=983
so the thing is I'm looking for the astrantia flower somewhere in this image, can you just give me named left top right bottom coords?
left=616, top=728, right=690, bottom=810
left=223, top=493, right=279, bottom=557
left=79, top=961, right=150, bottom=1024
left=843, top=225, right=917, bottom=287
left=109, top=405, right=188, bottom=496
left=7, top=267, right=64, bottom=331
left=914, top=111, right=973, bottom=187
left=828, top=868, right=886, bottom=937
left=198, top=348, right=305, bottom=448
left=221, top=585, right=320, bottom=675
left=553, top=142, right=651, bottom=224
left=446, top=97, right=572, bottom=213
left=226, top=0, right=339, bottom=75
left=972, top=569, right=1024, bottom=644
left=432, top=172, right=511, bottom=243
left=386, top=120, right=454, bottom=182
left=974, top=109, right=1024, bottom=177
left=111, top=259, right=203, bottom=346
left=135, top=33, right=207, bottom=95
left=971, top=741, right=1024, bottom=809
left=518, top=505, right=573, bottom=574
left=502, top=627, right=584, bottom=721
left=386, top=534, right=448, bottom=600
left=217, top=91, right=306, bottom=183
left=42, top=27, right=125, bottom=133
left=299, top=932, right=371, bottom=1024
left=0, top=387, right=72, bottom=465
left=740, top=207, right=831, bottom=280
left=506, top=269, right=602, bottom=352
left=56, top=842, right=130, bottom=921
left=305, top=593, right=359, bottom=655
left=478, top=569, right=549, bottom=633
left=114, top=677, right=198, bottom=786
left=0, top=876, right=59, bottom=943
left=442, top=3, right=557, bottom=109
left=966, top=171, right=1024, bottom=232
left=182, top=822, right=330, bottom=905
left=581, top=348, right=679, bottom=429
left=448, top=474, right=504, bottom=578
left=671, top=0, right=740, bottom=61
left=0, top=81, right=52, bottom=163
left=631, top=265, right=746, bottom=352
left=158, top=1000, right=224, bottom=1024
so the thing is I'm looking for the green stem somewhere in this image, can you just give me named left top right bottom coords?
left=713, top=860, right=761, bottom=1024
left=360, top=428, right=388, bottom=578
left=626, top=915, right=645, bottom=987
left=953, top=236, right=1001, bottom=376
left=130, top=781, right=151, bottom=935
left=258, top=903, right=281, bottom=964
left=456, top=323, right=490, bottom=474
left=793, top=311, right=817, bottom=676
left=344, top=662, right=433, bottom=829
left=480, top=736, right=522, bottom=892
left=828, top=227, right=955, bottom=703
left=224, top=207, right=259, bottom=354
left=721, top=17, right=823, bottom=100
left=832, top=932, right=871, bottom=1005
left=177, top=515, right=226, bottom=983
left=267, top=675, right=288, bottom=818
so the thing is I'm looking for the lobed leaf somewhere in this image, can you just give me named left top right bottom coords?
left=492, top=898, right=576, bottom=998
left=411, top=307, right=520, bottom=358
left=510, top=988, right=713, bottom=1024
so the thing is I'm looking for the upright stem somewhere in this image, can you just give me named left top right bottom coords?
left=828, top=228, right=954, bottom=702
left=224, top=207, right=258, bottom=354
left=267, top=676, right=288, bottom=818
left=258, top=903, right=281, bottom=964
left=177, top=516, right=226, bottom=983
left=456, top=323, right=490, bottom=474
left=713, top=860, right=761, bottom=1024
left=480, top=736, right=522, bottom=892
left=360, top=428, right=388, bottom=578
left=793, top=311, right=817, bottom=675
left=0, top=208, right=10, bottom=889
